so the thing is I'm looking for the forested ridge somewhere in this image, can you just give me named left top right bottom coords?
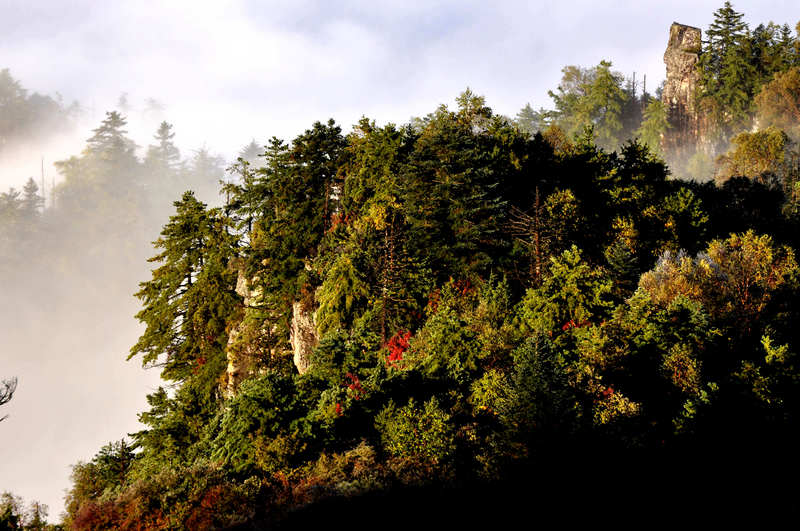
left=4, top=3, right=800, bottom=528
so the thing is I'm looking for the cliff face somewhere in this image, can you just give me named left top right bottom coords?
left=224, top=263, right=319, bottom=397
left=662, top=22, right=702, bottom=154
left=290, top=300, right=317, bottom=375
left=224, top=264, right=263, bottom=398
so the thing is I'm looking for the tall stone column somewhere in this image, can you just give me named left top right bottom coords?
left=662, top=22, right=702, bottom=155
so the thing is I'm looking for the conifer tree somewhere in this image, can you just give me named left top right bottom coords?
left=237, top=139, right=263, bottom=166
left=699, top=2, right=755, bottom=134
left=515, top=103, right=550, bottom=136
left=145, top=121, right=181, bottom=172
left=636, top=99, right=670, bottom=156
left=20, top=177, right=43, bottom=218
left=548, top=61, right=628, bottom=150
left=86, top=111, right=137, bottom=162
left=130, top=191, right=238, bottom=389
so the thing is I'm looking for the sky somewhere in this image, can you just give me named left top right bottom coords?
left=1, top=0, right=798, bottom=520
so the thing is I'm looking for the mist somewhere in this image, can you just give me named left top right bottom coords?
left=1, top=0, right=798, bottom=520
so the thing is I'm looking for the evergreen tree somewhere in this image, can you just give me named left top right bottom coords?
left=145, top=121, right=181, bottom=172
left=130, top=191, right=238, bottom=388
left=0, top=69, right=28, bottom=145
left=237, top=139, right=263, bottom=166
left=548, top=61, right=628, bottom=150
left=636, top=99, right=670, bottom=156
left=515, top=103, right=550, bottom=136
left=185, top=147, right=225, bottom=203
left=20, top=177, right=43, bottom=219
left=85, top=111, right=136, bottom=161
left=0, top=188, right=21, bottom=224
left=699, top=2, right=756, bottom=134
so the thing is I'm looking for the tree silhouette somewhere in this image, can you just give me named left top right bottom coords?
left=0, top=377, right=17, bottom=422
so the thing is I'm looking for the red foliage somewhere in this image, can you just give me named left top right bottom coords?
left=600, top=387, right=615, bottom=398
left=386, top=330, right=412, bottom=368
left=335, top=403, right=343, bottom=416
left=561, top=319, right=591, bottom=331
left=426, top=289, right=441, bottom=313
left=345, top=372, right=363, bottom=400
left=328, top=212, right=351, bottom=232
left=71, top=501, right=120, bottom=530
left=453, top=278, right=474, bottom=296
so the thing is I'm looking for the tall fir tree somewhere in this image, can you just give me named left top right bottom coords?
left=699, top=2, right=756, bottom=135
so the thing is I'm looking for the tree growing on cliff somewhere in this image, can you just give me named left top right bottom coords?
left=130, top=191, right=238, bottom=390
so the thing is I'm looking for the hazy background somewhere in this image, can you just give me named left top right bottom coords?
left=1, top=0, right=797, bottom=519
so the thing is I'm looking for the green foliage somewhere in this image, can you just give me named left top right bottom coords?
left=70, top=461, right=261, bottom=530
left=698, top=1, right=756, bottom=135
left=130, top=191, right=238, bottom=386
left=375, top=397, right=455, bottom=466
left=736, top=335, right=800, bottom=417
left=64, top=440, right=135, bottom=522
left=0, top=492, right=53, bottom=531
left=508, top=335, right=582, bottom=439
left=548, top=61, right=633, bottom=150
left=0, top=68, right=75, bottom=149
left=515, top=103, right=551, bottom=136
left=316, top=251, right=370, bottom=336
left=755, top=66, right=800, bottom=139
left=517, top=246, right=614, bottom=335
left=636, top=99, right=669, bottom=155
left=716, top=127, right=793, bottom=182
left=403, top=282, right=484, bottom=385
left=49, top=60, right=800, bottom=525
left=207, top=371, right=312, bottom=475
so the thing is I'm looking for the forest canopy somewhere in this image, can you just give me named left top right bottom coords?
left=2, top=2, right=800, bottom=528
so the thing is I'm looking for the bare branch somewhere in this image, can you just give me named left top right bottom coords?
left=0, top=377, right=18, bottom=422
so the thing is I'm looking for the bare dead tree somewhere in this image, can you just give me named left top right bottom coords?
left=0, top=377, right=17, bottom=422
left=508, top=188, right=552, bottom=286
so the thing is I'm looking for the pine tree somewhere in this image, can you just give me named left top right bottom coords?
left=0, top=69, right=28, bottom=145
left=699, top=2, right=756, bottom=134
left=404, top=96, right=507, bottom=280
left=130, top=191, right=238, bottom=390
left=636, top=99, right=670, bottom=155
left=185, top=147, right=225, bottom=203
left=548, top=61, right=628, bottom=150
left=86, top=111, right=136, bottom=161
left=516, top=104, right=551, bottom=137
left=20, top=177, right=43, bottom=217
left=145, top=121, right=181, bottom=171
left=237, top=139, right=263, bottom=166
left=589, top=60, right=626, bottom=149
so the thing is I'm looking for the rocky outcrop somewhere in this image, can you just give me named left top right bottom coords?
left=224, top=261, right=320, bottom=396
left=290, top=300, right=317, bottom=375
left=662, top=22, right=702, bottom=154
left=223, top=262, right=264, bottom=398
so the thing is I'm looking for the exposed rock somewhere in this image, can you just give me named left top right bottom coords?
left=223, top=262, right=264, bottom=398
left=224, top=319, right=252, bottom=399
left=290, top=299, right=317, bottom=375
left=224, top=260, right=320, bottom=396
left=662, top=22, right=702, bottom=154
